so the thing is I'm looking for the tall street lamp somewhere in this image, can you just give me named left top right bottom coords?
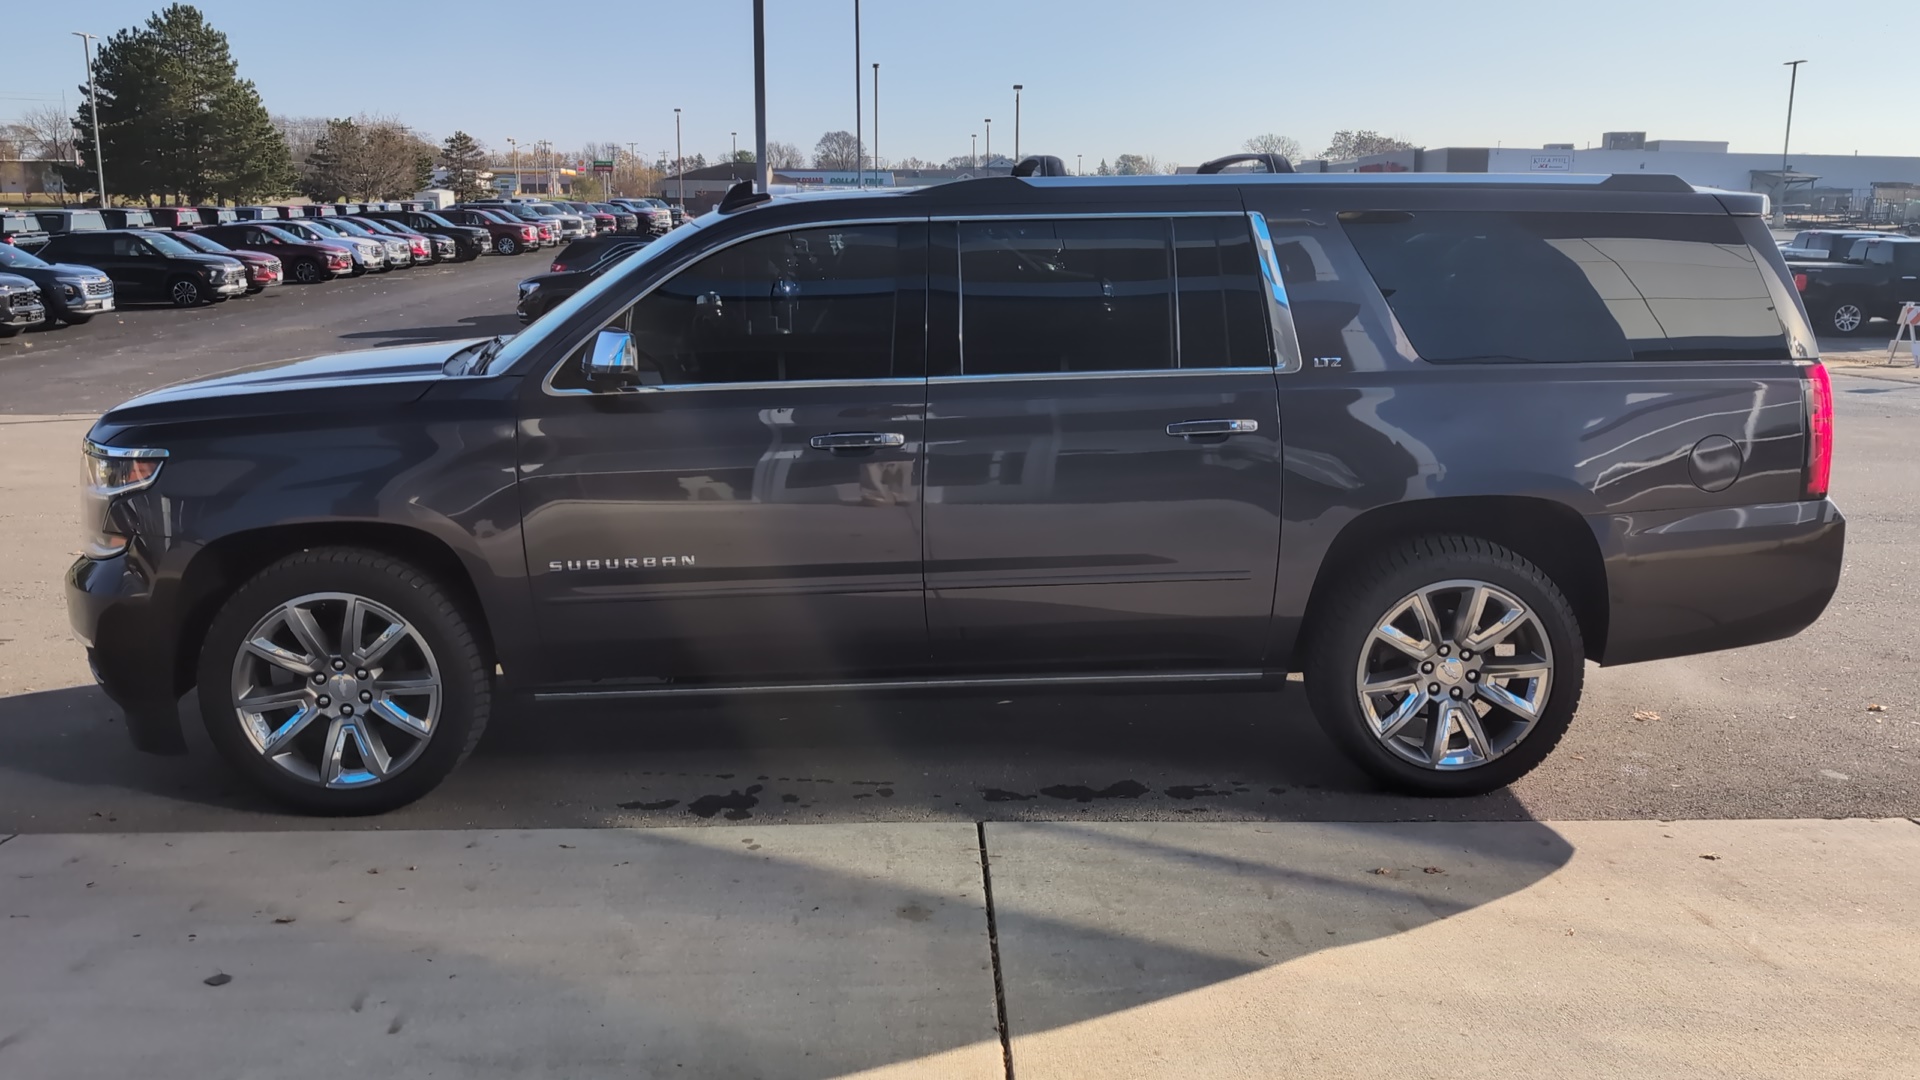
left=1013, top=84, right=1023, bottom=162
left=506, top=137, right=518, bottom=195
left=72, top=32, right=105, bottom=207
left=1778, top=59, right=1807, bottom=227
left=983, top=119, right=991, bottom=166
left=853, top=0, right=863, bottom=188
left=674, top=108, right=684, bottom=210
left=971, top=133, right=977, bottom=169
left=1076, top=153, right=1082, bottom=176
left=873, top=63, right=880, bottom=176
left=731, top=131, right=738, bottom=163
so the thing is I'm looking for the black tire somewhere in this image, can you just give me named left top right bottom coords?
left=1817, top=299, right=1869, bottom=337
left=1303, top=535, right=1585, bottom=796
left=291, top=258, right=323, bottom=284
left=495, top=235, right=518, bottom=256
left=63, top=313, right=93, bottom=325
left=168, top=276, right=205, bottom=307
left=197, top=547, right=491, bottom=815
left=0, top=324, right=20, bottom=338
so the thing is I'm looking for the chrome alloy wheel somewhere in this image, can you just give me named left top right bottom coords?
left=1831, top=303, right=1864, bottom=333
left=229, top=592, right=442, bottom=789
left=1353, top=579, right=1553, bottom=771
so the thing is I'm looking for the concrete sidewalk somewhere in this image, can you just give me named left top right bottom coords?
left=3, top=818, right=1916, bottom=1079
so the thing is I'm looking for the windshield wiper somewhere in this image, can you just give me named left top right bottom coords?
left=443, top=335, right=504, bottom=376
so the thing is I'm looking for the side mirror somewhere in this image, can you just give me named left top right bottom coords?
left=583, top=329, right=639, bottom=382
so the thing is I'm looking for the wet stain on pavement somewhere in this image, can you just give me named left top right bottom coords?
left=1164, top=784, right=1230, bottom=800
left=616, top=799, right=680, bottom=812
left=1040, top=780, right=1150, bottom=803
left=686, top=785, right=763, bottom=820
left=981, top=788, right=1038, bottom=802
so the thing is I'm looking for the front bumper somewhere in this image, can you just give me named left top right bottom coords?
left=1594, top=498, right=1846, bottom=666
left=213, top=278, right=248, bottom=297
left=3, top=301, right=47, bottom=328
left=67, top=552, right=186, bottom=753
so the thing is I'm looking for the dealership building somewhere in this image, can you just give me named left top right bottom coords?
left=1302, top=133, right=1920, bottom=221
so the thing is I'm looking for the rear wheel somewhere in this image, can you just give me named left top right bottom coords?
left=1303, top=535, right=1585, bottom=796
left=1818, top=300, right=1868, bottom=337
left=495, top=235, right=518, bottom=255
left=291, top=258, right=323, bottom=284
left=168, top=276, right=207, bottom=307
left=197, top=547, right=491, bottom=815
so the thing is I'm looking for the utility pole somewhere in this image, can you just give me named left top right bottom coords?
left=753, top=0, right=769, bottom=192
left=1778, top=59, right=1807, bottom=227
left=853, top=0, right=863, bottom=188
left=72, top=32, right=105, bottom=207
left=873, top=63, right=880, bottom=180
left=674, top=108, right=684, bottom=210
left=1013, top=84, right=1023, bottom=162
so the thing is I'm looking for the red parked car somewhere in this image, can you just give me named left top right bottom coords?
left=162, top=230, right=283, bottom=293
left=195, top=223, right=353, bottom=284
left=438, top=207, right=542, bottom=255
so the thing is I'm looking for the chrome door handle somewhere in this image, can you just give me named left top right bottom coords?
left=1166, top=419, right=1260, bottom=438
left=810, top=431, right=906, bottom=451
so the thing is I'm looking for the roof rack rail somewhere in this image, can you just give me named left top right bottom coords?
left=1012, top=155, right=1070, bottom=177
left=1596, top=173, right=1691, bottom=193
left=717, top=179, right=771, bottom=213
left=1196, top=153, right=1294, bottom=175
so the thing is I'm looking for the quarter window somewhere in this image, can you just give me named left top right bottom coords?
left=1342, top=211, right=1792, bottom=363
left=555, top=224, right=916, bottom=390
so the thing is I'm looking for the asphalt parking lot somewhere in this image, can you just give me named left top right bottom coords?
left=0, top=262, right=1915, bottom=834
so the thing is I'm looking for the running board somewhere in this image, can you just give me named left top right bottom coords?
left=532, top=670, right=1271, bottom=702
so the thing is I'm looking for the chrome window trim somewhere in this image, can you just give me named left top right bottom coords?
left=83, top=440, right=169, bottom=460
left=540, top=215, right=924, bottom=397
left=929, top=211, right=1246, bottom=222
left=1247, top=211, right=1305, bottom=374
left=928, top=366, right=1276, bottom=385
left=571, top=376, right=926, bottom=396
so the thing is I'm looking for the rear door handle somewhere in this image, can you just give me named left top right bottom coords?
left=810, top=431, right=906, bottom=451
left=1166, top=419, right=1260, bottom=438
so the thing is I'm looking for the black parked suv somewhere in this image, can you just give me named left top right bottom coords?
left=68, top=160, right=1845, bottom=813
left=41, top=229, right=248, bottom=306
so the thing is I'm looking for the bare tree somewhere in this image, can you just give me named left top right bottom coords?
left=1242, top=133, right=1303, bottom=161
left=1320, top=130, right=1417, bottom=161
left=765, top=140, right=804, bottom=169
left=812, top=131, right=868, bottom=170
left=13, top=104, right=78, bottom=160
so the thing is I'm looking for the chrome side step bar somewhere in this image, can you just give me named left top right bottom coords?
left=533, top=670, right=1270, bottom=702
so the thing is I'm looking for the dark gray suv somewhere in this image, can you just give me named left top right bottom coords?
left=68, top=157, right=1844, bottom=813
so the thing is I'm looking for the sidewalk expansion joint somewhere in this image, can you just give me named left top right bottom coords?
left=976, top=821, right=1015, bottom=1080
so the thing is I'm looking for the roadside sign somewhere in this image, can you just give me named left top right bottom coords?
left=491, top=176, right=515, bottom=192
left=592, top=159, right=615, bottom=174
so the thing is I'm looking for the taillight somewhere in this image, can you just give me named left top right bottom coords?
left=1792, top=272, right=1807, bottom=293
left=1803, top=362, right=1833, bottom=499
left=522, top=227, right=537, bottom=239
left=551, top=262, right=566, bottom=272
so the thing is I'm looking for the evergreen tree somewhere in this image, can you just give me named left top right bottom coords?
left=411, top=151, right=435, bottom=193
left=61, top=5, right=294, bottom=204
left=439, top=130, right=488, bottom=201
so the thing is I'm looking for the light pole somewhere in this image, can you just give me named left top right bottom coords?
left=753, top=0, right=769, bottom=192
left=1012, top=84, right=1023, bottom=162
left=853, top=0, right=863, bottom=188
left=984, top=119, right=991, bottom=167
left=731, top=131, right=738, bottom=163
left=1077, top=153, right=1082, bottom=176
left=873, top=63, right=880, bottom=177
left=971, top=134, right=977, bottom=170
left=72, top=32, right=104, bottom=207
left=1778, top=59, right=1807, bottom=227
left=506, top=137, right=518, bottom=195
left=674, top=108, right=684, bottom=210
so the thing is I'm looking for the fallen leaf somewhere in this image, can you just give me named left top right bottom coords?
left=272, top=917, right=295, bottom=925
left=558, top=844, right=575, bottom=849
left=1632, top=710, right=1660, bottom=722
left=366, top=868, right=379, bottom=875
left=203, top=973, right=232, bottom=987
left=1700, top=853, right=1722, bottom=861
left=1867, top=703, right=1886, bottom=713
left=1369, top=867, right=1394, bottom=876
left=1423, top=866, right=1445, bottom=875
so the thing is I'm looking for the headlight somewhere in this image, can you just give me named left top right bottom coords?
left=61, top=281, right=81, bottom=299
left=80, top=440, right=167, bottom=559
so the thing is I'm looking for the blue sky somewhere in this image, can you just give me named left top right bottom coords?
left=4, top=0, right=1902, bottom=167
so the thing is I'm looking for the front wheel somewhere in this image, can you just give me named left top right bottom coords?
left=197, top=547, right=491, bottom=815
left=291, top=258, right=323, bottom=284
left=63, top=313, right=93, bottom=325
left=169, top=276, right=206, bottom=307
left=495, top=235, right=518, bottom=255
left=1303, top=535, right=1585, bottom=796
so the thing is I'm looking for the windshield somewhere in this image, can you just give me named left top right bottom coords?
left=258, top=225, right=305, bottom=244
left=482, top=215, right=711, bottom=375
left=418, top=212, right=456, bottom=228
left=0, top=245, right=49, bottom=269
left=328, top=220, right=376, bottom=237
left=171, top=232, right=230, bottom=254
left=277, top=222, right=323, bottom=239
left=143, top=232, right=199, bottom=257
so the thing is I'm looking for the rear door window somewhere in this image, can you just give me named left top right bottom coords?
left=1341, top=211, right=1792, bottom=363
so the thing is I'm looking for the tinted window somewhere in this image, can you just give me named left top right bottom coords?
left=1343, top=211, right=1792, bottom=363
left=555, top=224, right=917, bottom=390
left=959, top=218, right=1173, bottom=374
left=1172, top=217, right=1271, bottom=368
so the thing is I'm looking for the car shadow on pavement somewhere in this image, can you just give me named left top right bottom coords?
left=0, top=681, right=1543, bottom=832
left=337, top=313, right=521, bottom=347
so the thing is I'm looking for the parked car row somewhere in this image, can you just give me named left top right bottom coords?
left=1784, top=231, right=1920, bottom=336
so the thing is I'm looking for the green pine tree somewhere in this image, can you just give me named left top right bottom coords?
left=439, top=131, right=488, bottom=201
